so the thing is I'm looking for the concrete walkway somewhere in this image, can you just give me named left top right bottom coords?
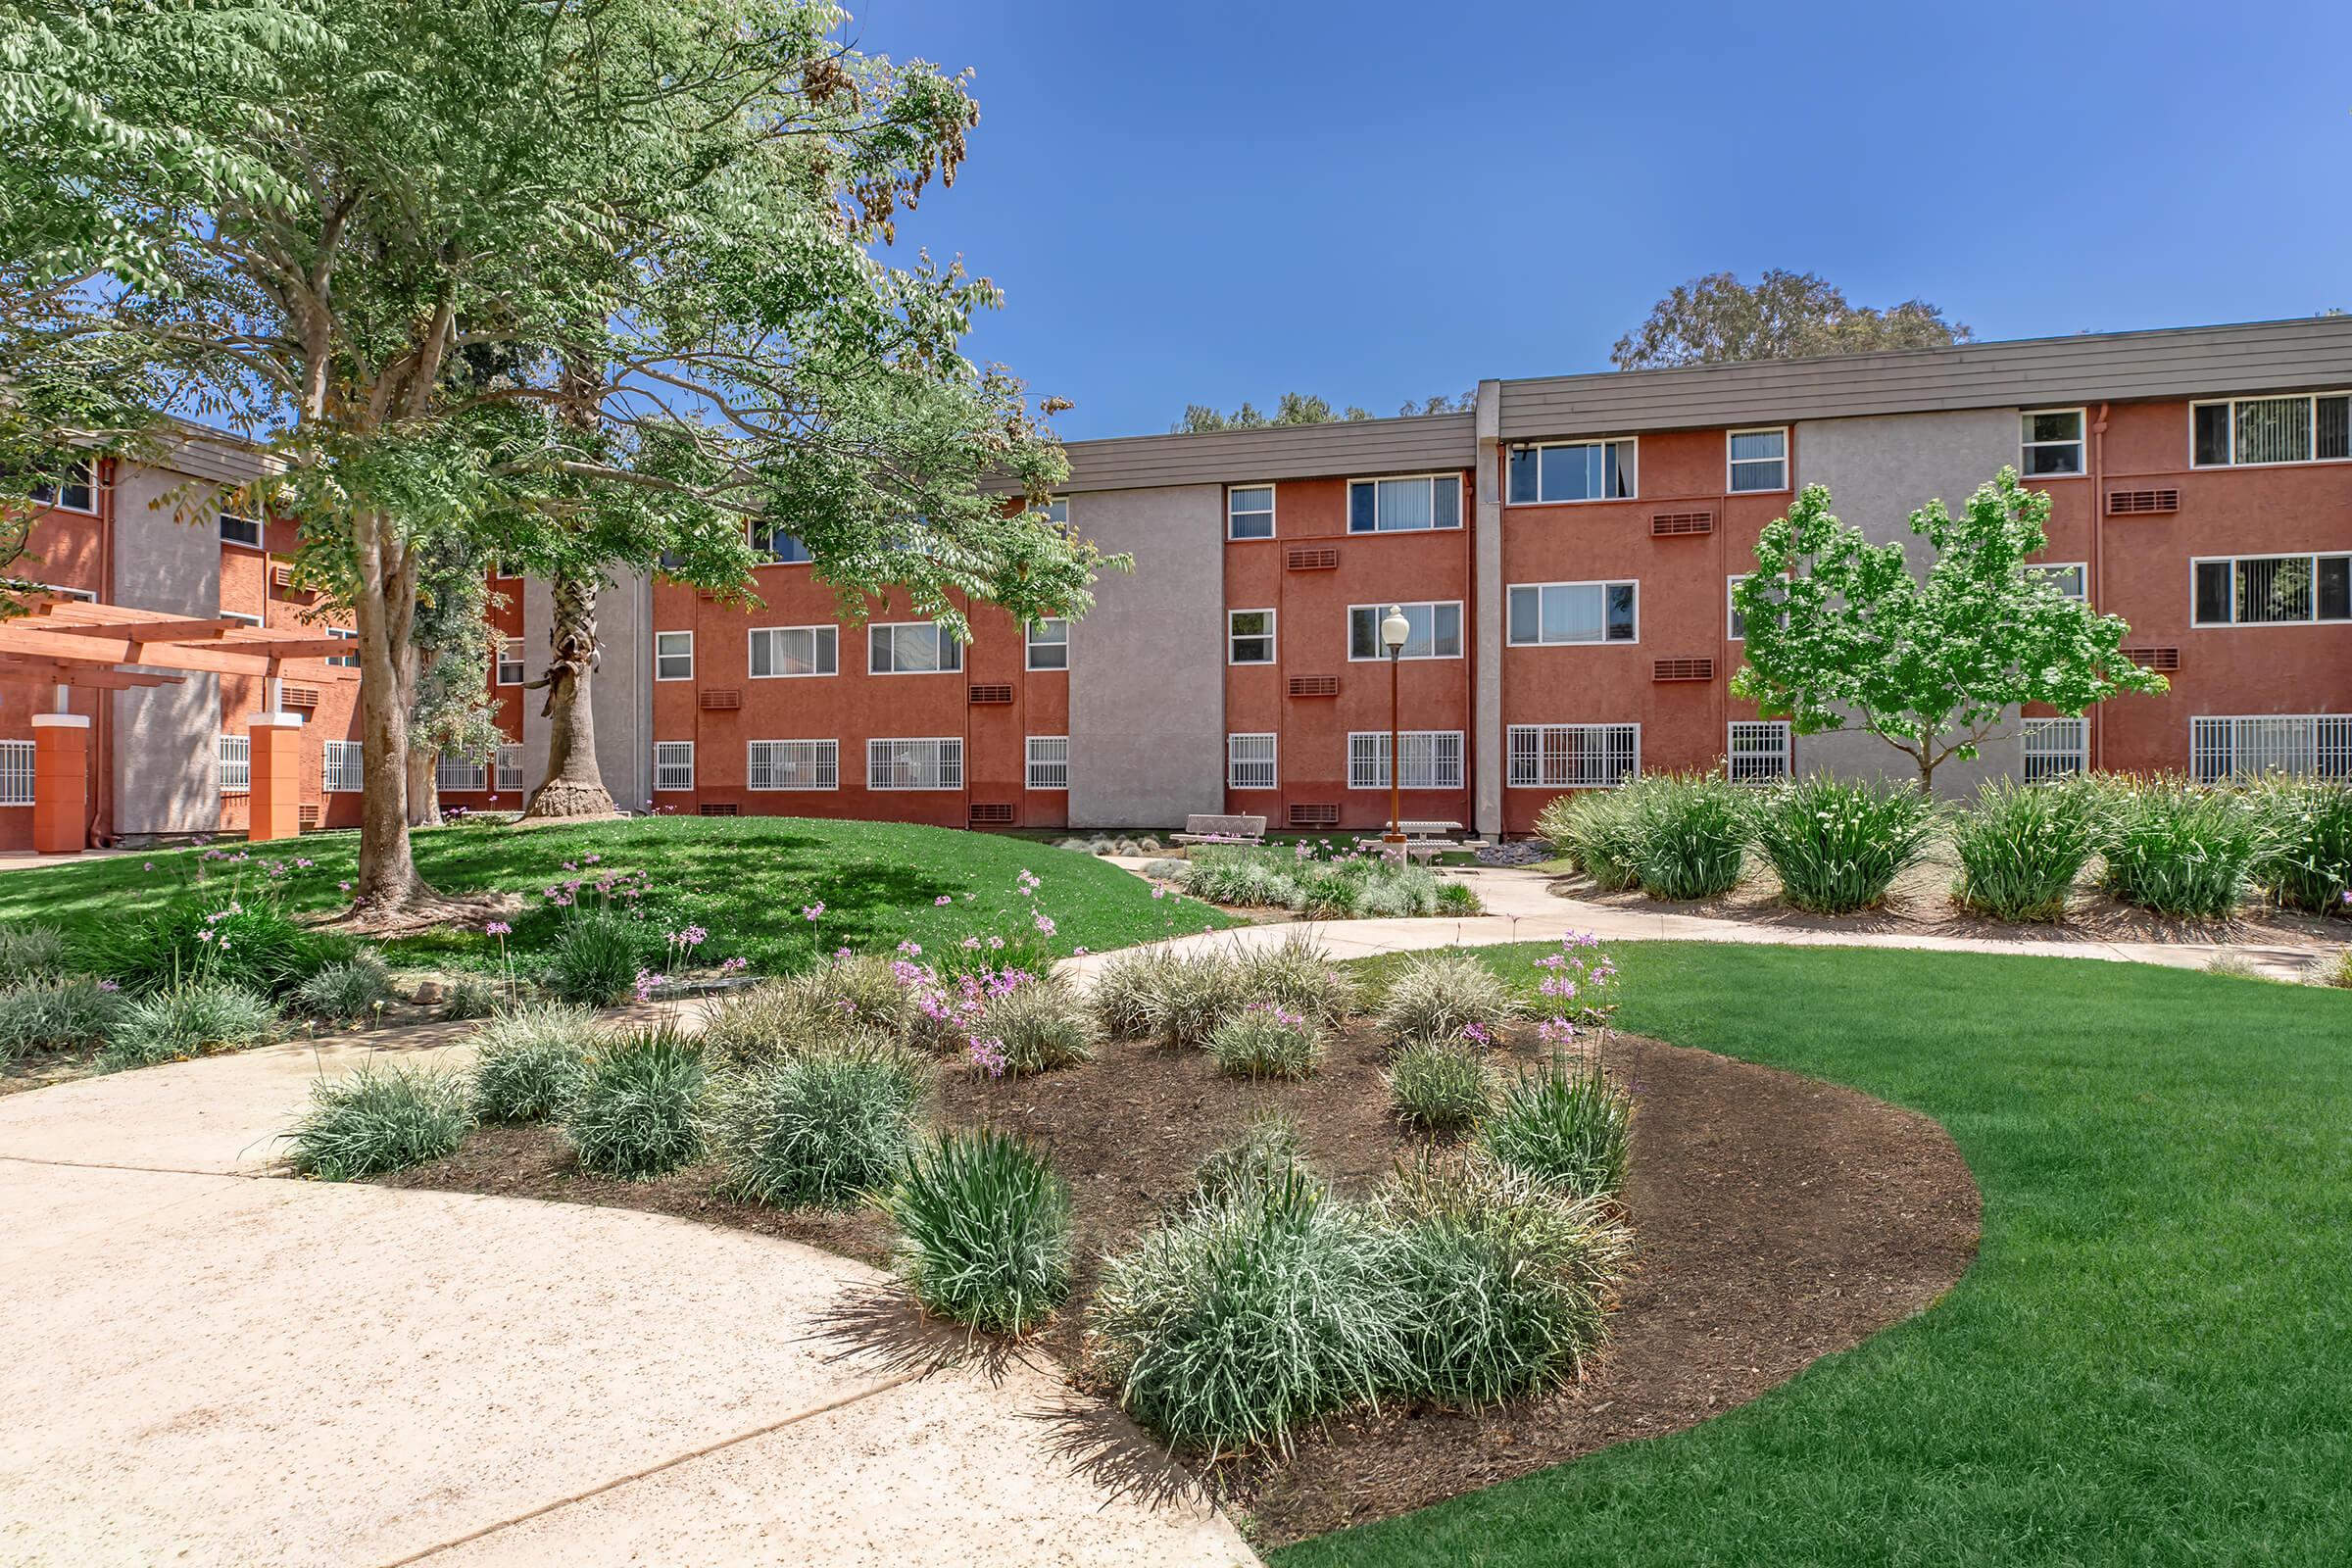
left=0, top=1030, right=1254, bottom=1568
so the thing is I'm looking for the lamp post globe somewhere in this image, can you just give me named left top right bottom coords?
left=1381, top=605, right=1408, bottom=849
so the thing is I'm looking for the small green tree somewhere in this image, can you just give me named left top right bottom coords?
left=1731, top=471, right=2168, bottom=791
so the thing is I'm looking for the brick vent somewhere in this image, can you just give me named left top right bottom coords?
left=699, top=802, right=739, bottom=816
left=1651, top=511, right=1716, bottom=536
left=2107, top=488, right=2180, bottom=515
left=279, top=684, right=319, bottom=709
left=2121, top=646, right=2180, bottom=672
left=297, top=805, right=320, bottom=828
left=968, top=802, right=1016, bottom=826
left=1287, top=674, right=1341, bottom=699
left=270, top=564, right=305, bottom=592
left=967, top=682, right=1014, bottom=705
left=1652, top=657, right=1715, bottom=682
left=698, top=688, right=742, bottom=710
left=1287, top=803, right=1341, bottom=829
left=1285, top=546, right=1341, bottom=571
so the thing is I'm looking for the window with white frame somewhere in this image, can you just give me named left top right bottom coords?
left=867, top=736, right=963, bottom=790
left=2192, top=554, right=2351, bottom=626
left=326, top=626, right=359, bottom=667
left=2192, top=392, right=2351, bottom=467
left=1507, top=439, right=1637, bottom=504
left=1349, top=601, right=1462, bottom=660
left=748, top=519, right=814, bottom=563
left=1025, top=735, right=1069, bottom=791
left=654, top=631, right=693, bottom=681
left=2032, top=563, right=2088, bottom=602
left=1227, top=485, right=1275, bottom=539
left=436, top=753, right=487, bottom=792
left=1025, top=618, right=1068, bottom=671
left=219, top=734, right=250, bottom=795
left=1506, top=581, right=1636, bottom=646
left=1726, top=721, right=1790, bottom=784
left=1507, top=723, right=1640, bottom=788
left=29, top=460, right=94, bottom=514
left=222, top=611, right=262, bottom=629
left=653, top=741, right=694, bottom=792
left=496, top=637, right=525, bottom=685
left=0, top=741, right=33, bottom=806
left=866, top=622, right=960, bottom=674
left=1347, top=731, right=1463, bottom=791
left=496, top=744, right=522, bottom=792
left=748, top=738, right=838, bottom=791
left=1228, top=608, right=1276, bottom=664
left=2021, top=717, right=2088, bottom=782
left=220, top=510, right=263, bottom=547
left=1348, top=473, right=1463, bottom=532
left=1727, top=428, right=1788, bottom=493
left=2021, top=410, right=2085, bottom=476
left=1228, top=733, right=1277, bottom=790
left=2191, top=714, right=2352, bottom=783
left=750, top=624, right=839, bottom=677
left=322, top=740, right=365, bottom=793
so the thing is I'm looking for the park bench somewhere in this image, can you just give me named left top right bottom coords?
left=1172, top=812, right=1267, bottom=847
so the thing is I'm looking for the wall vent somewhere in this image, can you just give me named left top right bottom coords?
left=1287, top=803, right=1342, bottom=829
left=279, top=684, right=320, bottom=709
left=297, top=804, right=320, bottom=828
left=2107, top=488, right=2180, bottom=516
left=967, top=682, right=1014, bottom=705
left=1651, top=510, right=1716, bottom=537
left=968, top=802, right=1016, bottom=826
left=1287, top=674, right=1340, bottom=699
left=1284, top=546, right=1341, bottom=571
left=698, top=688, right=742, bottom=710
left=699, top=802, right=739, bottom=816
left=1652, top=657, right=1715, bottom=682
left=2121, top=646, right=2180, bottom=672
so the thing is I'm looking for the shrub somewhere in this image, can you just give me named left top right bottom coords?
left=1539, top=788, right=1645, bottom=891
left=2205, top=953, right=2272, bottom=983
left=1089, top=945, right=1174, bottom=1040
left=1750, top=774, right=1939, bottom=913
left=1206, top=1003, right=1324, bottom=1080
left=2098, top=777, right=2266, bottom=919
left=1434, top=879, right=1484, bottom=915
left=1952, top=777, right=2107, bottom=921
left=972, top=971, right=1097, bottom=1075
left=100, top=981, right=276, bottom=1070
left=1235, top=929, right=1355, bottom=1026
left=1386, top=1041, right=1495, bottom=1133
left=2328, top=947, right=2352, bottom=990
left=882, top=1128, right=1073, bottom=1335
left=440, top=972, right=502, bottom=1021
left=84, top=896, right=350, bottom=997
left=0, top=975, right=122, bottom=1061
left=564, top=1026, right=707, bottom=1178
left=699, top=978, right=853, bottom=1071
left=1354, top=863, right=1442, bottom=918
left=469, top=1004, right=598, bottom=1122
left=284, top=1062, right=472, bottom=1180
left=546, top=909, right=647, bottom=1006
left=806, top=953, right=924, bottom=1037
left=2252, top=776, right=2352, bottom=915
left=1480, top=1056, right=1634, bottom=1200
left=1180, top=848, right=1301, bottom=908
left=288, top=954, right=395, bottom=1022
left=0, top=922, right=68, bottom=983
left=1093, top=946, right=1250, bottom=1049
left=1377, top=951, right=1520, bottom=1048
left=707, top=1041, right=929, bottom=1206
left=1191, top=1114, right=1315, bottom=1206
left=1627, top=772, right=1750, bottom=901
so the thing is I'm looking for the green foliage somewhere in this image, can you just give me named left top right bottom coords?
left=1091, top=946, right=1251, bottom=1049
left=1731, top=474, right=2169, bottom=787
left=2252, top=777, right=2352, bottom=915
left=1434, top=879, right=1484, bottom=915
left=2328, top=947, right=2352, bottom=990
left=440, top=972, right=502, bottom=1020
left=1178, top=846, right=1444, bottom=919
left=973, top=973, right=1098, bottom=1075
left=1206, top=1004, right=1325, bottom=1081
left=469, top=1004, right=598, bottom=1122
left=708, top=1042, right=930, bottom=1207
left=1386, top=1043, right=1497, bottom=1133
left=100, top=982, right=276, bottom=1070
left=1377, top=952, right=1521, bottom=1048
left=1750, top=774, right=1940, bottom=913
left=1612, top=269, right=1971, bottom=369
left=0, top=921, right=67, bottom=982
left=564, top=1027, right=707, bottom=1179
left=1236, top=930, right=1356, bottom=1026
left=0, top=975, right=121, bottom=1061
left=1952, top=777, right=2109, bottom=920
left=1192, top=1114, right=1315, bottom=1207
left=288, top=954, right=396, bottom=1021
left=1480, top=1057, right=1634, bottom=1200
left=285, top=1062, right=472, bottom=1181
left=83, top=895, right=350, bottom=998
left=1172, top=392, right=1375, bottom=432
left=882, top=1129, right=1073, bottom=1336
left=1538, top=789, right=1645, bottom=891
left=2097, top=778, right=2267, bottom=919
left=546, top=910, right=647, bottom=1006
left=1627, top=773, right=1751, bottom=901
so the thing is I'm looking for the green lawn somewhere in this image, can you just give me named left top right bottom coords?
left=0, top=817, right=1233, bottom=977
left=1285, top=943, right=2352, bottom=1568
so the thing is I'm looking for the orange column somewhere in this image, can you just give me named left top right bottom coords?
left=248, top=712, right=304, bottom=843
left=30, top=712, right=89, bottom=855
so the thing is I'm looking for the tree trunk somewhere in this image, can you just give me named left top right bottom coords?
left=521, top=569, right=618, bottom=819
left=407, top=747, right=441, bottom=827
left=353, top=508, right=431, bottom=908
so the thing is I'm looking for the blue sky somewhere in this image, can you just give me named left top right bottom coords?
left=860, top=0, right=2352, bottom=441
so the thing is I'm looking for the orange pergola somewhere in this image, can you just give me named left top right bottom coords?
left=0, top=596, right=360, bottom=852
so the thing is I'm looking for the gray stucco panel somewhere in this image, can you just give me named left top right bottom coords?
left=109, top=462, right=221, bottom=835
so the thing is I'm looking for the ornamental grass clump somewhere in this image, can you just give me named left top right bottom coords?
left=881, top=1128, right=1072, bottom=1336
left=1627, top=772, right=1751, bottom=901
left=1480, top=1055, right=1634, bottom=1200
left=1386, top=1041, right=1497, bottom=1133
left=440, top=972, right=502, bottom=1021
left=1377, top=951, right=1521, bottom=1049
left=1434, top=879, right=1485, bottom=915
left=1179, top=848, right=1300, bottom=909
left=100, top=981, right=276, bottom=1070
left=1191, top=1113, right=1316, bottom=1206
left=284, top=1061, right=472, bottom=1180
left=1234, top=929, right=1355, bottom=1027
left=0, top=922, right=68, bottom=983
left=1115, top=948, right=1252, bottom=1050
left=707, top=1041, right=928, bottom=1206
left=1750, top=774, right=1939, bottom=913
left=86, top=896, right=351, bottom=998
left=2251, top=776, right=2352, bottom=916
left=546, top=908, right=646, bottom=1006
left=469, top=1004, right=599, bottom=1122
left=1538, top=786, right=1646, bottom=891
left=288, top=953, right=395, bottom=1022
left=0, top=975, right=122, bottom=1062
left=972, top=971, right=1097, bottom=1075
left=1206, top=1002, right=1325, bottom=1080
left=1951, top=776, right=2108, bottom=921
left=564, top=1026, right=707, bottom=1179
left=2097, top=776, right=2267, bottom=919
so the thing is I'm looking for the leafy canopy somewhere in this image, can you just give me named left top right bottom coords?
left=1613, top=270, right=1971, bottom=370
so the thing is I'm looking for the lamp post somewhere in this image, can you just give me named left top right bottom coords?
left=1380, top=604, right=1410, bottom=850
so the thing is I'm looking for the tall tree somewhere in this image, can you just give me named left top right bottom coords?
left=1613, top=270, right=1973, bottom=369
left=403, top=532, right=504, bottom=827
left=1, top=0, right=1093, bottom=910
left=1173, top=392, right=1373, bottom=433
left=1730, top=471, right=2168, bottom=791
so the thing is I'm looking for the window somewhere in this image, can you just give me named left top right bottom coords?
left=1726, top=721, right=1789, bottom=784
left=2191, top=393, right=2352, bottom=467
left=1228, top=733, right=1277, bottom=790
left=2191, top=715, right=2352, bottom=783
left=220, top=511, right=263, bottom=547
left=1228, top=609, right=1277, bottom=664
left=29, top=459, right=94, bottom=514
left=1041, top=498, right=1068, bottom=529
left=2032, top=563, right=2088, bottom=602
left=1507, top=723, right=1640, bottom=788
left=1508, top=440, right=1637, bottom=504
left=2192, top=555, right=2352, bottom=626
left=1026, top=735, right=1069, bottom=791
left=1349, top=602, right=1462, bottom=661
left=1348, top=731, right=1464, bottom=791
left=1227, top=485, right=1276, bottom=539
left=2021, top=409, right=2085, bottom=477
left=654, top=631, right=693, bottom=681
left=322, top=740, right=365, bottom=793
left=748, top=519, right=813, bottom=563
left=496, top=637, right=525, bottom=685
left=1506, top=581, right=1637, bottom=646
left=867, top=737, right=963, bottom=790
left=1025, top=618, right=1068, bottom=671
left=1728, top=575, right=1748, bottom=640
left=1727, top=428, right=1788, bottom=493
left=0, top=741, right=33, bottom=807
left=653, top=741, right=694, bottom=792
left=222, top=611, right=263, bottom=629
left=219, top=734, right=250, bottom=796
left=496, top=745, right=522, bottom=792
left=436, top=753, right=487, bottom=792
left=750, top=625, right=839, bottom=677
left=748, top=738, right=838, bottom=791
left=2022, top=718, right=2088, bottom=782
left=866, top=622, right=960, bottom=674
left=1348, top=473, right=1462, bottom=532
left=326, top=627, right=359, bottom=668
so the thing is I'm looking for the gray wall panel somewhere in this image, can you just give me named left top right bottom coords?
left=109, top=462, right=221, bottom=836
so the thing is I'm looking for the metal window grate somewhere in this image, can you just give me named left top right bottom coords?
left=968, top=803, right=1015, bottom=826
left=1347, top=731, right=1463, bottom=791
left=1650, top=510, right=1715, bottom=536
left=2022, top=718, right=2089, bottom=782
left=1288, top=803, right=1341, bottom=829
left=966, top=682, right=1013, bottom=705
left=2121, top=646, right=2180, bottom=672
left=1025, top=735, right=1069, bottom=791
left=322, top=741, right=365, bottom=793
left=0, top=741, right=33, bottom=807
left=1287, top=674, right=1340, bottom=698
left=1507, top=723, right=1640, bottom=789
left=496, top=745, right=522, bottom=792
left=748, top=739, right=839, bottom=791
left=2106, top=488, right=2180, bottom=515
left=865, top=737, right=961, bottom=791
left=653, top=741, right=694, bottom=793
left=1284, top=546, right=1341, bottom=570
left=1228, top=733, right=1277, bottom=790
left=699, top=688, right=743, bottom=710
left=1652, top=657, right=1714, bottom=682
left=1726, top=721, right=1789, bottom=784
left=219, top=734, right=250, bottom=796
left=435, top=754, right=487, bottom=793
left=2191, top=715, right=2352, bottom=783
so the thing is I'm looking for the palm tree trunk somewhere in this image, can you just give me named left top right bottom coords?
left=521, top=569, right=618, bottom=819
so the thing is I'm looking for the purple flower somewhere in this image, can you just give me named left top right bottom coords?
left=1461, top=1021, right=1492, bottom=1048
left=485, top=920, right=512, bottom=936
left=1152, top=886, right=1166, bottom=900
left=935, top=895, right=953, bottom=906
left=338, top=880, right=353, bottom=892
left=97, top=979, right=120, bottom=992
left=967, top=1036, right=1008, bottom=1079
left=633, top=968, right=665, bottom=1003
left=802, top=902, right=825, bottom=921
left=142, top=860, right=154, bottom=872
left=1033, top=913, right=1056, bottom=937
left=718, top=956, right=749, bottom=974
left=898, top=940, right=922, bottom=957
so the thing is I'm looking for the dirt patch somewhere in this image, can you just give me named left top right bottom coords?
left=379, top=1023, right=1980, bottom=1543
left=315, top=889, right=524, bottom=942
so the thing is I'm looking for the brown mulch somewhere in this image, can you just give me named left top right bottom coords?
left=377, top=1022, right=1980, bottom=1544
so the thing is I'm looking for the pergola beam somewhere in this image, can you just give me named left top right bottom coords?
left=0, top=656, right=183, bottom=690
left=41, top=616, right=255, bottom=644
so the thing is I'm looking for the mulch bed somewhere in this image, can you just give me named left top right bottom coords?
left=377, top=1022, right=1981, bottom=1546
